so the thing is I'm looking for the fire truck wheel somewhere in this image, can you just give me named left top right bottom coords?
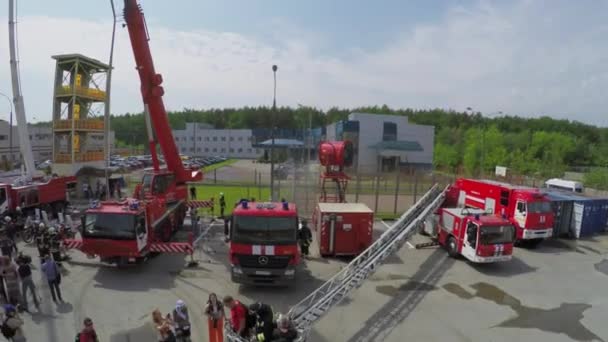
left=446, top=236, right=458, bottom=258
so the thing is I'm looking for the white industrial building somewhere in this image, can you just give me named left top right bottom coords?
left=0, top=120, right=114, bottom=167
left=326, top=113, right=434, bottom=174
left=173, top=122, right=263, bottom=159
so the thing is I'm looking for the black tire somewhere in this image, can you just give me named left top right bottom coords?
left=446, top=236, right=459, bottom=258
left=526, top=238, right=543, bottom=249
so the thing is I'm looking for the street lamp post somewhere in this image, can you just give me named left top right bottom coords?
left=0, top=92, right=14, bottom=167
left=270, top=65, right=278, bottom=201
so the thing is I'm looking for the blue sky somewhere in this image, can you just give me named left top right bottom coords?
left=1, top=0, right=607, bottom=126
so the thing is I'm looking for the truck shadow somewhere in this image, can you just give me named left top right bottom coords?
left=524, top=239, right=588, bottom=255
left=347, top=249, right=454, bottom=342
left=469, top=256, right=537, bottom=277
left=90, top=253, right=187, bottom=291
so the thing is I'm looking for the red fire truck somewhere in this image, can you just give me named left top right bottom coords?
left=63, top=0, right=204, bottom=264
left=228, top=200, right=300, bottom=286
left=0, top=176, right=77, bottom=216
left=447, top=179, right=554, bottom=246
left=432, top=207, right=515, bottom=263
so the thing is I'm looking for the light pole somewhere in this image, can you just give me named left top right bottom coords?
left=0, top=92, right=14, bottom=166
left=270, top=65, right=278, bottom=201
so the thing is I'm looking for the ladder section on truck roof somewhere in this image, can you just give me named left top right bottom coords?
left=224, top=184, right=447, bottom=342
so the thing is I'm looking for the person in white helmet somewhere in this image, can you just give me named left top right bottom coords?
left=172, top=299, right=191, bottom=341
left=36, top=223, right=50, bottom=264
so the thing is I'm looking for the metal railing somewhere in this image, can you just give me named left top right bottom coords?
left=54, top=119, right=105, bottom=130
left=57, top=85, right=106, bottom=101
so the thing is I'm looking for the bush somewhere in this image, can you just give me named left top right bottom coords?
left=583, top=169, right=608, bottom=190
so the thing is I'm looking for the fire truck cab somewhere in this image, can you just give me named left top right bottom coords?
left=436, top=207, right=515, bottom=263
left=449, top=179, right=554, bottom=245
left=229, top=200, right=300, bottom=286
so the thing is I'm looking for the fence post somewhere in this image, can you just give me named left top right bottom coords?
left=254, top=169, right=257, bottom=185
left=374, top=174, right=380, bottom=213
left=355, top=169, right=361, bottom=203
left=394, top=170, right=401, bottom=215
left=258, top=174, right=262, bottom=200
left=413, top=172, right=418, bottom=204
left=292, top=165, right=296, bottom=203
left=214, top=169, right=217, bottom=184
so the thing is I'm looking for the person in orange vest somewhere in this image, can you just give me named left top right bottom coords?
left=204, top=293, right=225, bottom=342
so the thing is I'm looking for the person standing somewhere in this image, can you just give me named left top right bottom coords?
left=204, top=293, right=224, bottom=342
left=17, top=257, right=39, bottom=312
left=222, top=296, right=249, bottom=338
left=250, top=302, right=274, bottom=342
left=76, top=318, right=99, bottom=342
left=172, top=300, right=191, bottom=341
left=271, top=315, right=298, bottom=342
left=298, top=219, right=313, bottom=258
left=41, top=255, right=62, bottom=303
left=223, top=215, right=232, bottom=242
left=2, top=304, right=26, bottom=342
left=219, top=193, right=226, bottom=218
left=189, top=186, right=197, bottom=200
left=152, top=309, right=175, bottom=342
left=1, top=257, right=21, bottom=307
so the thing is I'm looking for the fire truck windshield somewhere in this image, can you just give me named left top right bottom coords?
left=83, top=213, right=137, bottom=240
left=479, top=225, right=515, bottom=245
left=232, top=215, right=297, bottom=245
left=526, top=201, right=552, bottom=213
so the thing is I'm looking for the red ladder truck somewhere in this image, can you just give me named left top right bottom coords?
left=446, top=178, right=554, bottom=246
left=228, top=200, right=300, bottom=286
left=63, top=0, right=206, bottom=265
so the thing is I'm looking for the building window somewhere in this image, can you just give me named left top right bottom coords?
left=0, top=135, right=6, bottom=141
left=197, top=137, right=202, bottom=141
left=205, top=137, right=210, bottom=141
left=221, top=137, right=226, bottom=142
left=247, top=148, right=252, bottom=153
left=248, top=136, right=253, bottom=142
left=221, top=148, right=226, bottom=152
left=189, top=148, right=194, bottom=152
left=197, top=148, right=201, bottom=152
left=229, top=137, right=234, bottom=141
left=205, top=148, right=209, bottom=152
left=238, top=148, right=243, bottom=153
left=383, top=122, right=397, bottom=141
left=190, top=137, right=194, bottom=141
left=213, top=137, right=217, bottom=141
left=238, top=137, right=243, bottom=141
left=212, top=148, right=217, bottom=152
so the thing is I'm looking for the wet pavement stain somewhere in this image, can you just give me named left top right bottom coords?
left=594, top=259, right=608, bottom=276
left=369, top=273, right=410, bottom=281
left=376, top=281, right=437, bottom=297
left=443, top=282, right=602, bottom=341
left=579, top=245, right=603, bottom=255
left=542, top=239, right=587, bottom=254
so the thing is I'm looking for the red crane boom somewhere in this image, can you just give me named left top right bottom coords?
left=123, top=0, right=201, bottom=184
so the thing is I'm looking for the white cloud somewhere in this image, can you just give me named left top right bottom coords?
left=0, top=0, right=606, bottom=126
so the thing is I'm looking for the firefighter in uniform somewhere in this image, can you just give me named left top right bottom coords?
left=298, top=219, right=313, bottom=258
left=251, top=302, right=274, bottom=342
left=48, top=227, right=63, bottom=266
left=36, top=223, right=50, bottom=265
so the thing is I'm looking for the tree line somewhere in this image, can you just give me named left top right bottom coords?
left=107, top=105, right=608, bottom=187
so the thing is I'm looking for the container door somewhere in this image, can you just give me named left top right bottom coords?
left=334, top=216, right=357, bottom=255
left=457, top=191, right=466, bottom=207
left=560, top=201, right=574, bottom=236
left=571, top=203, right=583, bottom=239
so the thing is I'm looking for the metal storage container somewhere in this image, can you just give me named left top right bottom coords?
left=545, top=191, right=608, bottom=239
left=314, top=202, right=374, bottom=257
left=546, top=192, right=574, bottom=238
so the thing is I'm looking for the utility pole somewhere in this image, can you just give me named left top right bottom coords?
left=270, top=65, right=278, bottom=201
left=104, top=0, right=117, bottom=198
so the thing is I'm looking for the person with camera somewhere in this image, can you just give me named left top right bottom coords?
left=204, top=293, right=224, bottom=342
left=16, top=253, right=38, bottom=312
left=172, top=300, right=191, bottom=342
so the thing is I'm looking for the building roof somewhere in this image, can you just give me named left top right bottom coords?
left=369, top=140, right=423, bottom=151
left=254, top=139, right=304, bottom=148
left=52, top=53, right=110, bottom=70
left=317, top=202, right=373, bottom=213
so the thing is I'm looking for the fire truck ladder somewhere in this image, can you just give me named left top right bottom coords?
left=224, top=184, right=447, bottom=342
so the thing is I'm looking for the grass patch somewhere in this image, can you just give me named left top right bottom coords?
left=192, top=184, right=291, bottom=216
left=202, top=159, right=237, bottom=173
left=375, top=212, right=401, bottom=220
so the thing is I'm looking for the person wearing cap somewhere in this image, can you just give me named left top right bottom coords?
left=298, top=219, right=313, bottom=258
left=2, top=304, right=25, bottom=341
left=41, top=255, right=62, bottom=303
left=270, top=314, right=298, bottom=342
left=172, top=299, right=191, bottom=341
left=76, top=317, right=99, bottom=342
left=219, top=193, right=226, bottom=218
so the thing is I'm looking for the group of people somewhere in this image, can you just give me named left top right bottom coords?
left=152, top=299, right=193, bottom=342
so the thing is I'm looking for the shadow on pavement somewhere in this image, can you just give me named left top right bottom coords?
left=470, top=256, right=537, bottom=277
left=109, top=321, right=157, bottom=342
left=347, top=249, right=454, bottom=342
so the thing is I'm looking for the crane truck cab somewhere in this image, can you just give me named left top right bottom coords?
left=436, top=207, right=515, bottom=263
left=228, top=200, right=300, bottom=286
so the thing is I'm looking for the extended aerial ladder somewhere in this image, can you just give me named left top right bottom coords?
left=8, top=0, right=38, bottom=181
left=224, top=184, right=447, bottom=341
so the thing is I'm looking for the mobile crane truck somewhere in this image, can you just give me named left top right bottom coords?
left=63, top=0, right=204, bottom=265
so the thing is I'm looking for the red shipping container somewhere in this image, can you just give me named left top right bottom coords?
left=313, top=203, right=374, bottom=257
